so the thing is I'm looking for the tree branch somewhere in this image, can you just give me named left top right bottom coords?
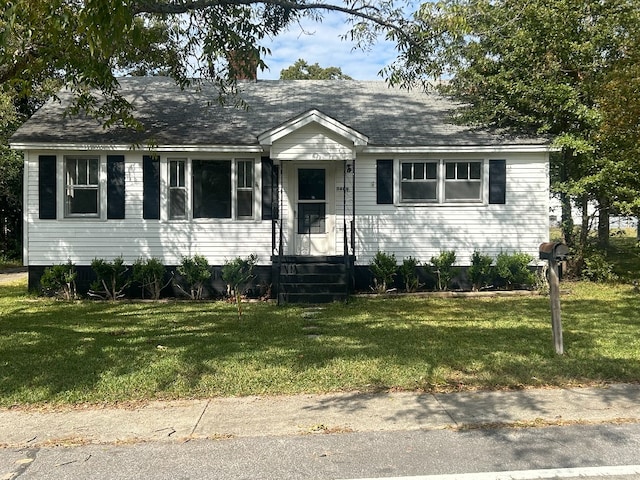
left=130, top=0, right=410, bottom=43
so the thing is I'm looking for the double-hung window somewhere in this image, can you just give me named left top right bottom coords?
left=236, top=160, right=254, bottom=219
left=65, top=156, right=100, bottom=217
left=444, top=161, right=482, bottom=201
left=401, top=161, right=438, bottom=202
left=169, top=159, right=187, bottom=219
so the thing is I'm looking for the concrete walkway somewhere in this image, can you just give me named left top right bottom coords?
left=1, top=384, right=639, bottom=448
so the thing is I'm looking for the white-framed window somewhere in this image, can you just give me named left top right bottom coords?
left=166, top=157, right=257, bottom=221
left=236, top=159, right=254, bottom=219
left=64, top=156, right=100, bottom=217
left=399, top=159, right=484, bottom=204
left=168, top=159, right=187, bottom=220
left=444, top=161, right=482, bottom=201
left=401, top=161, right=438, bottom=202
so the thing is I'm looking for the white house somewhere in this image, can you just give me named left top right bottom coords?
left=10, top=77, right=552, bottom=302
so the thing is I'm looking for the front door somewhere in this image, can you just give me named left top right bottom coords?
left=293, top=165, right=335, bottom=255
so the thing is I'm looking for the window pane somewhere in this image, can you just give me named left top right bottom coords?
left=298, top=203, right=326, bottom=234
left=170, top=189, right=186, bottom=219
left=66, top=161, right=77, bottom=185
left=77, top=159, right=87, bottom=184
left=401, top=163, right=412, bottom=180
left=445, top=162, right=456, bottom=179
left=88, top=159, right=99, bottom=184
left=237, top=161, right=253, bottom=188
left=470, top=162, right=481, bottom=179
left=298, top=169, right=325, bottom=200
left=413, top=163, right=424, bottom=180
left=426, top=162, right=437, bottom=179
left=67, top=189, right=98, bottom=214
left=457, top=162, right=469, bottom=179
left=170, top=161, right=178, bottom=187
left=178, top=161, right=185, bottom=186
left=401, top=181, right=437, bottom=201
left=193, top=160, right=231, bottom=218
left=237, top=190, right=253, bottom=218
left=445, top=181, right=481, bottom=201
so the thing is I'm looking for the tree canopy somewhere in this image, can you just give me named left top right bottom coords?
left=1, top=0, right=409, bottom=126
left=280, top=59, right=352, bottom=79
left=385, top=0, right=640, bottom=247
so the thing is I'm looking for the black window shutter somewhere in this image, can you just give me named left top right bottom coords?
left=489, top=159, right=507, bottom=204
left=143, top=155, right=160, bottom=219
left=39, top=155, right=57, bottom=219
left=261, top=157, right=279, bottom=220
left=107, top=155, right=125, bottom=219
left=376, top=159, right=394, bottom=204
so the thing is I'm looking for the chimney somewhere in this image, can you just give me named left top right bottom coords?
left=227, top=50, right=258, bottom=81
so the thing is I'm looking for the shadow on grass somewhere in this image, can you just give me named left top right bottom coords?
left=1, top=282, right=639, bottom=406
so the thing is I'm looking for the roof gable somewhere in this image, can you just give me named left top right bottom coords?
left=258, top=109, right=368, bottom=147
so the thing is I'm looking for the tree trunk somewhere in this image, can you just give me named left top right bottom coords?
left=561, top=191, right=574, bottom=247
left=579, top=195, right=589, bottom=247
left=598, top=197, right=610, bottom=248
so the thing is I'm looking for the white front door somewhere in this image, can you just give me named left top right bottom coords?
left=291, top=164, right=335, bottom=256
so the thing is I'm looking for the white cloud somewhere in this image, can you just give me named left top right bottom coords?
left=259, top=11, right=399, bottom=80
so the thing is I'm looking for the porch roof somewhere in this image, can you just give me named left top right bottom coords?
left=11, top=77, right=550, bottom=150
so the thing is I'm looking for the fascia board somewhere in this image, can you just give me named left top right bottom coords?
left=363, top=145, right=559, bottom=154
left=9, top=142, right=264, bottom=153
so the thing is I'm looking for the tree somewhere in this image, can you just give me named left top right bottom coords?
left=1, top=0, right=409, bottom=127
left=280, top=59, right=352, bottom=80
left=386, top=0, right=640, bottom=249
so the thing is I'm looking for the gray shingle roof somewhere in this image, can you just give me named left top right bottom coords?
left=11, top=77, right=548, bottom=148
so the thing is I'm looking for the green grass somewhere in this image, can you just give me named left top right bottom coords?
left=2, top=278, right=640, bottom=408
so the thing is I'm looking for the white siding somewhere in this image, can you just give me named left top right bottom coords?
left=352, top=153, right=549, bottom=266
left=24, top=151, right=273, bottom=266
left=270, top=124, right=355, bottom=161
left=23, top=148, right=549, bottom=268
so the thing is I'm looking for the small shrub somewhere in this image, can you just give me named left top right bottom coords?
left=468, top=250, right=493, bottom=291
left=370, top=251, right=397, bottom=293
left=176, top=254, right=211, bottom=300
left=400, top=257, right=420, bottom=292
left=582, top=251, right=618, bottom=283
left=40, top=261, right=78, bottom=300
left=493, top=252, right=535, bottom=289
left=430, top=250, right=456, bottom=291
left=222, top=254, right=258, bottom=319
left=90, top=256, right=130, bottom=300
left=132, top=257, right=171, bottom=300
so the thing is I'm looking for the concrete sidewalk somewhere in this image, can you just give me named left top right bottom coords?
left=1, top=384, right=639, bottom=448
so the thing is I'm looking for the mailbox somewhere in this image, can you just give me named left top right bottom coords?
left=539, top=242, right=570, bottom=261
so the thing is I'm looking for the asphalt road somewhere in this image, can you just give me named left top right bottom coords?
left=3, top=423, right=640, bottom=480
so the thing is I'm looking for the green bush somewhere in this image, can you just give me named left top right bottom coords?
left=430, top=250, right=456, bottom=291
left=90, top=256, right=130, bottom=300
left=40, top=261, right=77, bottom=300
left=400, top=256, right=420, bottom=292
left=222, top=254, right=258, bottom=319
left=582, top=251, right=618, bottom=283
left=132, top=257, right=169, bottom=300
left=176, top=254, right=211, bottom=300
left=468, top=250, right=493, bottom=291
left=370, top=251, right=397, bottom=293
left=494, top=252, right=535, bottom=289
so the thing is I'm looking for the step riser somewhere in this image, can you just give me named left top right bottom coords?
left=275, top=257, right=351, bottom=304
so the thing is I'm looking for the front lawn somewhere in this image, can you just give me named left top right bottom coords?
left=1, top=280, right=639, bottom=407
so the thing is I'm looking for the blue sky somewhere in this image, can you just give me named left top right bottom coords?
left=258, top=10, right=402, bottom=80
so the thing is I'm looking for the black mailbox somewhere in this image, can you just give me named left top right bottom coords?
left=539, top=242, right=570, bottom=261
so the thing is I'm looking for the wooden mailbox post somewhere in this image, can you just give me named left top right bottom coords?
left=539, top=242, right=570, bottom=355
